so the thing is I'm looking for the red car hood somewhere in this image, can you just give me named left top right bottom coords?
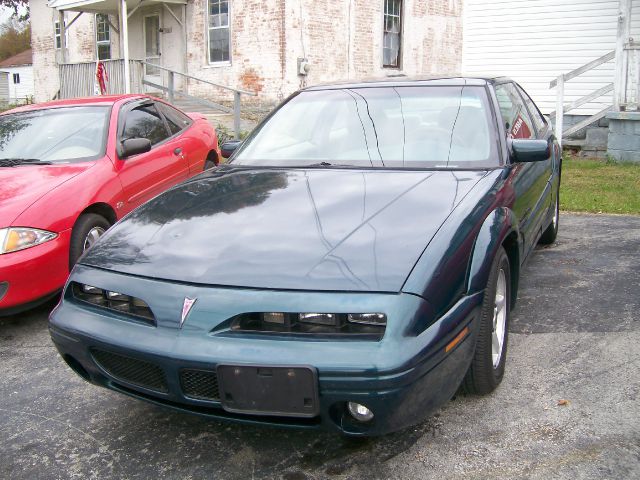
left=0, top=163, right=95, bottom=226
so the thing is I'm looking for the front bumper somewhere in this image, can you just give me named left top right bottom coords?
left=50, top=265, right=483, bottom=435
left=0, top=229, right=71, bottom=315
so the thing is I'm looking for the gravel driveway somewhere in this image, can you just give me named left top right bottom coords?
left=1, top=213, right=638, bottom=480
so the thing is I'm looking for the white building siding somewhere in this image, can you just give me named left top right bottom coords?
left=462, top=0, right=640, bottom=115
left=0, top=72, right=9, bottom=102
left=2, top=65, right=34, bottom=102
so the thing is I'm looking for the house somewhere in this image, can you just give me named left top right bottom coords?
left=462, top=0, right=640, bottom=160
left=30, top=0, right=463, bottom=105
left=0, top=49, right=34, bottom=103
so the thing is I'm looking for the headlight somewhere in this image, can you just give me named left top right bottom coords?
left=70, top=283, right=155, bottom=324
left=231, top=312, right=387, bottom=339
left=0, top=227, right=57, bottom=254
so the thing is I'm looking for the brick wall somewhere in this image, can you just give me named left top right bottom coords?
left=31, top=0, right=462, bottom=104
left=186, top=0, right=462, bottom=103
left=31, top=0, right=60, bottom=102
left=31, top=0, right=112, bottom=102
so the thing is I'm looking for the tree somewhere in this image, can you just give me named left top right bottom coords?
left=0, top=0, right=28, bottom=21
left=0, top=20, right=30, bottom=62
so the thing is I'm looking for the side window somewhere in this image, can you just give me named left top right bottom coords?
left=157, top=103, right=192, bottom=135
left=516, top=84, right=547, bottom=134
left=494, top=83, right=535, bottom=139
left=122, top=104, right=170, bottom=146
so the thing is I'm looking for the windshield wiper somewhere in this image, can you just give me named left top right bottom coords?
left=0, top=158, right=53, bottom=167
left=305, top=162, right=354, bottom=167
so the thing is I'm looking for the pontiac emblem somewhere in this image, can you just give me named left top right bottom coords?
left=180, top=297, right=197, bottom=327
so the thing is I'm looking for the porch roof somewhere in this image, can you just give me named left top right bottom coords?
left=48, top=0, right=186, bottom=13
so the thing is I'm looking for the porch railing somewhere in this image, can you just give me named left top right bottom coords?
left=58, top=59, right=257, bottom=139
left=621, top=40, right=640, bottom=109
left=548, top=51, right=615, bottom=144
left=59, top=59, right=144, bottom=98
left=141, top=62, right=257, bottom=138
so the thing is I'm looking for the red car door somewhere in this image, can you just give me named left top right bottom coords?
left=156, top=101, right=211, bottom=173
left=115, top=101, right=191, bottom=212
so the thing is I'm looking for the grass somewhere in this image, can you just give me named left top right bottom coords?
left=561, top=156, right=640, bottom=215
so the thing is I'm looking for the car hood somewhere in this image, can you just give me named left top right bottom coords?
left=81, top=167, right=488, bottom=292
left=0, top=163, right=95, bottom=226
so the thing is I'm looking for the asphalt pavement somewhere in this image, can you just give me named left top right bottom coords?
left=1, top=213, right=639, bottom=480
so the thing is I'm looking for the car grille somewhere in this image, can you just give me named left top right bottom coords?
left=180, top=368, right=220, bottom=401
left=91, top=348, right=168, bottom=393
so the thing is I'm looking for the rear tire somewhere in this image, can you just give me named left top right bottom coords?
left=462, top=246, right=511, bottom=395
left=204, top=150, right=219, bottom=170
left=69, top=213, right=110, bottom=270
left=539, top=188, right=559, bottom=245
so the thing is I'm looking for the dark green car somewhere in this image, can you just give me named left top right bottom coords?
left=50, top=77, right=561, bottom=436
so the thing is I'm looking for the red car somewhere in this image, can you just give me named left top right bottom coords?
left=0, top=94, right=220, bottom=315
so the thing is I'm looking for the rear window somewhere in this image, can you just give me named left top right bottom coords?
left=157, top=102, right=192, bottom=135
left=233, top=85, right=499, bottom=169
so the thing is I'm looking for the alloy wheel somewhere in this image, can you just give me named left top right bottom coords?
left=83, top=226, right=106, bottom=252
left=492, top=268, right=507, bottom=368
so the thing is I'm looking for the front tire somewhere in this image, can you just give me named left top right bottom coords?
left=69, top=213, right=110, bottom=270
left=463, top=246, right=511, bottom=395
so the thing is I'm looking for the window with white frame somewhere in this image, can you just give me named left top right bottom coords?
left=13, top=73, right=20, bottom=84
left=96, top=14, right=111, bottom=60
left=208, top=0, right=230, bottom=63
left=382, top=0, right=402, bottom=68
left=54, top=19, right=69, bottom=49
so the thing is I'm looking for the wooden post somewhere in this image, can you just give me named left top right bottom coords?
left=58, top=11, right=67, bottom=64
left=614, top=0, right=632, bottom=110
left=234, top=91, right=241, bottom=138
left=555, top=74, right=564, bottom=146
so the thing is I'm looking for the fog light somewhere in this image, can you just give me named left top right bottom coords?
left=347, top=402, right=374, bottom=422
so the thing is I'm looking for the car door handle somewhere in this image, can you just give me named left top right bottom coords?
left=174, top=147, right=182, bottom=155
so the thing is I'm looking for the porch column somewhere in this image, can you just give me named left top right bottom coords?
left=58, top=11, right=67, bottom=63
left=614, top=0, right=632, bottom=109
left=120, top=0, right=131, bottom=93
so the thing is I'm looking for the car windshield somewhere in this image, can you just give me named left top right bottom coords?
left=0, top=106, right=110, bottom=163
left=232, top=85, right=499, bottom=169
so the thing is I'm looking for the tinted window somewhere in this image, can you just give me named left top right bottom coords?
left=495, top=83, right=535, bottom=139
left=233, top=86, right=498, bottom=169
left=516, top=84, right=547, bottom=134
left=122, top=105, right=169, bottom=145
left=0, top=106, right=110, bottom=163
left=157, top=103, right=192, bottom=135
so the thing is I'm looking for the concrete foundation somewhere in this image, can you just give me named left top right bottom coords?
left=606, top=111, right=640, bottom=162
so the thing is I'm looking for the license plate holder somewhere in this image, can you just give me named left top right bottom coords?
left=217, top=365, right=319, bottom=417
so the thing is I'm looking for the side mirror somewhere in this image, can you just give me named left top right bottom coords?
left=510, top=139, right=550, bottom=163
left=220, top=140, right=242, bottom=159
left=120, top=138, right=152, bottom=159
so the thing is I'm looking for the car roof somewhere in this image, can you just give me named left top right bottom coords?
left=1, top=94, right=150, bottom=115
left=304, top=75, right=512, bottom=91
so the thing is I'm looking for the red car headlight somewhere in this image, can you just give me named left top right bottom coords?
left=0, top=227, right=57, bottom=254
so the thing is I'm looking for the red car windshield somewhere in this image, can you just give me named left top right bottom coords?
left=0, top=106, right=110, bottom=164
left=232, top=85, right=499, bottom=169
